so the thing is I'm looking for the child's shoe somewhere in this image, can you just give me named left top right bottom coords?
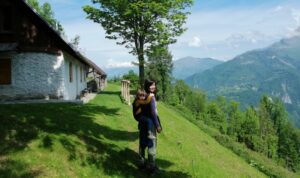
left=148, top=131, right=156, bottom=139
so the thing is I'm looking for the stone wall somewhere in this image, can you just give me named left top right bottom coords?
left=0, top=52, right=65, bottom=101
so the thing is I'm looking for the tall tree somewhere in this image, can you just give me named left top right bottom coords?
left=83, top=0, right=193, bottom=87
left=185, top=90, right=206, bottom=120
left=146, top=45, right=173, bottom=100
left=258, top=96, right=278, bottom=158
left=270, top=98, right=300, bottom=170
left=215, top=96, right=228, bottom=116
left=241, top=106, right=260, bottom=150
left=278, top=123, right=300, bottom=171
left=70, top=35, right=81, bottom=49
left=26, top=0, right=64, bottom=34
left=122, top=70, right=139, bottom=90
left=174, top=80, right=190, bottom=105
left=205, top=101, right=226, bottom=133
left=227, top=101, right=244, bottom=141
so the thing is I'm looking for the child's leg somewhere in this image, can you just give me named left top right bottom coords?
left=147, top=119, right=155, bottom=139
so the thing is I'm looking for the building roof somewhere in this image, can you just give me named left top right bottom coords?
left=20, top=0, right=106, bottom=76
left=85, top=58, right=107, bottom=76
left=0, top=43, right=18, bottom=52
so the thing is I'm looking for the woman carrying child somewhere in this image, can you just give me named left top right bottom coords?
left=132, top=79, right=162, bottom=174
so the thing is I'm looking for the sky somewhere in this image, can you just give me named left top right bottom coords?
left=39, top=0, right=300, bottom=69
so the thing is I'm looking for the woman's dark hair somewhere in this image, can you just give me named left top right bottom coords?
left=144, top=79, right=155, bottom=94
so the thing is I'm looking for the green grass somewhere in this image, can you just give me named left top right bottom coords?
left=0, top=83, right=272, bottom=177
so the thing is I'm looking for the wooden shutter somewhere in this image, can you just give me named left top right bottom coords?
left=0, top=58, right=11, bottom=84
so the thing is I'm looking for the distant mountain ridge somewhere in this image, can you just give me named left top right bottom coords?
left=105, top=56, right=223, bottom=79
left=104, top=66, right=138, bottom=79
left=185, top=36, right=300, bottom=127
left=173, top=57, right=223, bottom=79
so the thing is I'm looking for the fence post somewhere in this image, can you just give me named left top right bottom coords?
left=121, top=80, right=130, bottom=105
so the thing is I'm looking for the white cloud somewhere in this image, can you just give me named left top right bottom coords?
left=188, top=36, right=203, bottom=47
left=106, top=59, right=134, bottom=68
left=170, top=3, right=300, bottom=61
left=292, top=9, right=300, bottom=25
left=226, top=31, right=271, bottom=47
left=61, top=19, right=136, bottom=67
left=296, top=26, right=300, bottom=35
left=286, top=26, right=300, bottom=37
left=273, top=6, right=283, bottom=12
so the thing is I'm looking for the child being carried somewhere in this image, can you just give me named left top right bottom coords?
left=133, top=89, right=156, bottom=140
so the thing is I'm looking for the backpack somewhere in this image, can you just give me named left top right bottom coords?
left=132, top=100, right=141, bottom=121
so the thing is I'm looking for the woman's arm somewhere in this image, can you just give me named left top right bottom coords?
left=151, top=97, right=161, bottom=131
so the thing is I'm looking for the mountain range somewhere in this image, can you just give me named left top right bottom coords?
left=185, top=36, right=300, bottom=127
left=104, top=57, right=222, bottom=79
left=172, top=57, right=223, bottom=79
left=104, top=66, right=138, bottom=79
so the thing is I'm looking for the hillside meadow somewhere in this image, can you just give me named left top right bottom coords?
left=0, top=83, right=284, bottom=178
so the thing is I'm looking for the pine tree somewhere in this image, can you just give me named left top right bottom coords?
left=241, top=106, right=260, bottom=150
left=206, top=101, right=227, bottom=133
left=227, top=101, right=244, bottom=141
left=174, top=80, right=190, bottom=104
left=258, top=96, right=278, bottom=158
left=185, top=90, right=206, bottom=120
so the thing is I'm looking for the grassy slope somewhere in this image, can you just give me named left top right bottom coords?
left=0, top=83, right=269, bottom=178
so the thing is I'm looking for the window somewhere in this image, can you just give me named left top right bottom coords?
left=0, top=6, right=13, bottom=32
left=0, top=58, right=11, bottom=84
left=83, top=70, right=86, bottom=82
left=83, top=68, right=86, bottom=82
left=80, top=67, right=82, bottom=82
left=69, top=62, right=73, bottom=82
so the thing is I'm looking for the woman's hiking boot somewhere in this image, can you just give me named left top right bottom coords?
left=138, top=163, right=147, bottom=171
left=137, top=157, right=147, bottom=171
left=148, top=165, right=160, bottom=176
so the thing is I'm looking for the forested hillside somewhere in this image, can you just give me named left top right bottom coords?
left=185, top=36, right=300, bottom=127
left=164, top=79, right=300, bottom=176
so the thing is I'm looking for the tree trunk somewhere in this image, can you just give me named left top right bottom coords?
left=134, top=33, right=145, bottom=89
left=138, top=54, right=145, bottom=89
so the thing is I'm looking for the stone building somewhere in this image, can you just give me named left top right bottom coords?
left=0, top=0, right=106, bottom=101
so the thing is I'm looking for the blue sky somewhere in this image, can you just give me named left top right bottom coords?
left=39, top=0, right=300, bottom=69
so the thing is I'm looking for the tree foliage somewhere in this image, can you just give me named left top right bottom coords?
left=26, top=0, right=64, bottom=34
left=122, top=70, right=139, bottom=90
left=185, top=90, right=206, bottom=119
left=146, top=45, right=173, bottom=100
left=227, top=101, right=244, bottom=140
left=167, top=80, right=300, bottom=172
left=258, top=96, right=278, bottom=158
left=70, top=35, right=81, bottom=49
left=174, top=80, right=190, bottom=105
left=240, top=107, right=260, bottom=150
left=83, top=0, right=193, bottom=87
